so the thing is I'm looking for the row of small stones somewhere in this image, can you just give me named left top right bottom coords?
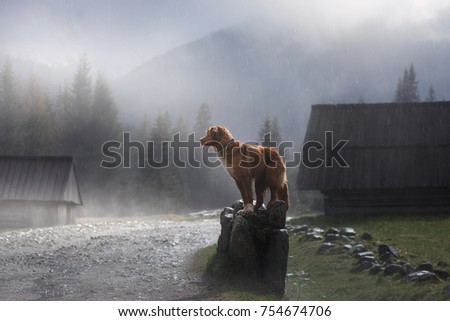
left=288, top=224, right=450, bottom=298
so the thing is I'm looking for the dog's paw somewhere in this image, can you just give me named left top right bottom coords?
left=239, top=203, right=254, bottom=215
left=267, top=200, right=286, bottom=209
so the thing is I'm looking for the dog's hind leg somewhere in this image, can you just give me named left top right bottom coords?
left=268, top=181, right=289, bottom=210
left=240, top=176, right=254, bottom=214
left=267, top=184, right=277, bottom=209
left=279, top=182, right=290, bottom=210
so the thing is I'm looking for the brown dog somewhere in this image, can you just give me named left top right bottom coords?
left=200, top=125, right=289, bottom=214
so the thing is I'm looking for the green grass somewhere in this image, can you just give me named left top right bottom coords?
left=189, top=244, right=218, bottom=275
left=193, top=213, right=450, bottom=300
left=290, top=213, right=450, bottom=267
left=285, top=213, right=450, bottom=300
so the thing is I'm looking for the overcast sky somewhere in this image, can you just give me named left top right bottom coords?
left=1, top=0, right=449, bottom=76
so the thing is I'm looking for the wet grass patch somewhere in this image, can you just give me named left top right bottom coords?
left=285, top=213, right=450, bottom=300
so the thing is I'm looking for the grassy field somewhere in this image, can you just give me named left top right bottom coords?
left=196, top=213, right=450, bottom=300
left=286, top=213, right=450, bottom=300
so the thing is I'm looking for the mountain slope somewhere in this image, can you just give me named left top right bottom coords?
left=113, top=22, right=450, bottom=142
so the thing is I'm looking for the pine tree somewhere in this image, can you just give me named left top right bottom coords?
left=147, top=110, right=171, bottom=175
left=129, top=112, right=154, bottom=211
left=71, top=55, right=92, bottom=116
left=270, top=117, right=282, bottom=144
left=58, top=56, right=98, bottom=206
left=137, top=111, right=151, bottom=141
left=170, top=115, right=189, bottom=208
left=395, top=72, right=407, bottom=103
left=258, top=112, right=272, bottom=145
left=21, top=74, right=54, bottom=155
left=91, top=75, right=120, bottom=144
left=426, top=85, right=436, bottom=102
left=54, top=85, right=71, bottom=152
left=407, top=63, right=420, bottom=102
left=160, top=164, right=187, bottom=212
left=148, top=110, right=187, bottom=211
left=259, top=113, right=282, bottom=146
left=85, top=75, right=122, bottom=200
left=173, top=115, right=189, bottom=139
left=0, top=59, right=19, bottom=154
left=151, top=110, right=171, bottom=143
left=395, top=63, right=420, bottom=103
left=172, top=115, right=189, bottom=167
left=187, top=103, right=215, bottom=208
left=90, top=74, right=121, bottom=168
left=193, top=102, right=212, bottom=138
left=61, top=56, right=93, bottom=157
left=55, top=85, right=71, bottom=116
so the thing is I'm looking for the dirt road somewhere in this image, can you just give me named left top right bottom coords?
left=0, top=215, right=220, bottom=300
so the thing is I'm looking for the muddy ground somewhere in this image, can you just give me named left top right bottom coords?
left=0, top=214, right=220, bottom=300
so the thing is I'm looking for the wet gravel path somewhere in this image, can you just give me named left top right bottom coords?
left=0, top=217, right=219, bottom=300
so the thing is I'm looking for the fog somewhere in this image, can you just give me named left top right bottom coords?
left=2, top=0, right=450, bottom=214
left=2, top=0, right=450, bottom=75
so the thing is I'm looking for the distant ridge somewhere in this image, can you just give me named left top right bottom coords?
left=113, top=21, right=450, bottom=141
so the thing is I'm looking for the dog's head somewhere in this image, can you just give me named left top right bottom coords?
left=200, top=125, right=234, bottom=147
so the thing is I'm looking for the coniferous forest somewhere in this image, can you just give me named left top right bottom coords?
left=0, top=57, right=251, bottom=215
left=0, top=55, right=432, bottom=216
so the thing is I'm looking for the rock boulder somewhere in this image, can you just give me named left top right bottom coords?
left=214, top=200, right=289, bottom=296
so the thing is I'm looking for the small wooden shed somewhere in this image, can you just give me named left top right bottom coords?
left=0, top=156, right=83, bottom=228
left=297, top=102, right=450, bottom=215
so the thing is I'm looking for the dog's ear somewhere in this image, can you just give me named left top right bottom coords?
left=209, top=126, right=218, bottom=139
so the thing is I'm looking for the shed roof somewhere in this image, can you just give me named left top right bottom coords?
left=0, top=156, right=83, bottom=205
left=297, top=102, right=450, bottom=191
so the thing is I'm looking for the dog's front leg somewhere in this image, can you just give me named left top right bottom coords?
left=233, top=178, right=254, bottom=214
left=239, top=177, right=254, bottom=215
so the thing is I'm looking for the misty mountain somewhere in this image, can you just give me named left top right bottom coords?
left=113, top=21, right=450, bottom=144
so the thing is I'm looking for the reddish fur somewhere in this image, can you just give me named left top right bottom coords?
left=200, top=125, right=289, bottom=212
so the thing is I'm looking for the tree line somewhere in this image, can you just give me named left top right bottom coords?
left=3, top=56, right=431, bottom=215
left=0, top=57, right=125, bottom=213
left=394, top=63, right=436, bottom=103
left=0, top=57, right=284, bottom=215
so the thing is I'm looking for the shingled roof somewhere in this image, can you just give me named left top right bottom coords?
left=297, top=102, right=450, bottom=190
left=0, top=156, right=83, bottom=205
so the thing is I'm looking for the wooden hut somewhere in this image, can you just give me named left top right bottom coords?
left=297, top=102, right=450, bottom=215
left=0, top=156, right=83, bottom=228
